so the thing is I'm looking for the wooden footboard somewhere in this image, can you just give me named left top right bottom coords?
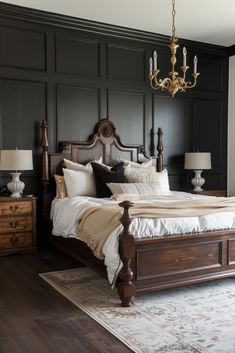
left=117, top=201, right=235, bottom=307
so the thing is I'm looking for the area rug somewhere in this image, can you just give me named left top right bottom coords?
left=40, top=268, right=235, bottom=353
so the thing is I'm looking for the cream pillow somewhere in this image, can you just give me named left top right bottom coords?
left=64, top=156, right=102, bottom=171
left=63, top=168, right=96, bottom=197
left=63, top=157, right=102, bottom=197
left=124, top=166, right=171, bottom=194
left=122, top=159, right=154, bottom=168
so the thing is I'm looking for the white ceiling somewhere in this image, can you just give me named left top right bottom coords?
left=2, top=0, right=235, bottom=47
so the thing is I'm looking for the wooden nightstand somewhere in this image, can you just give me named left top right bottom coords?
left=0, top=197, right=37, bottom=255
left=190, top=190, right=226, bottom=197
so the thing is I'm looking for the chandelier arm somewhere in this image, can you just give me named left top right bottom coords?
left=150, top=72, right=172, bottom=91
left=149, top=70, right=161, bottom=90
left=150, top=79, right=161, bottom=90
left=180, top=65, right=189, bottom=80
left=184, top=73, right=200, bottom=89
left=158, top=78, right=172, bottom=90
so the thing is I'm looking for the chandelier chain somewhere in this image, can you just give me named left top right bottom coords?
left=172, top=0, right=176, bottom=39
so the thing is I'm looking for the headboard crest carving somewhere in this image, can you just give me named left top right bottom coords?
left=93, top=118, right=116, bottom=139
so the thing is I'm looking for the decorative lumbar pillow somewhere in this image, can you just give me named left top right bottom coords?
left=124, top=166, right=171, bottom=194
left=63, top=168, right=96, bottom=197
left=91, top=162, right=127, bottom=198
left=111, top=194, right=164, bottom=201
left=64, top=156, right=102, bottom=172
left=107, top=182, right=169, bottom=195
left=54, top=175, right=68, bottom=199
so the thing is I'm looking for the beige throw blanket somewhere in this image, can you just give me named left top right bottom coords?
left=76, top=197, right=235, bottom=259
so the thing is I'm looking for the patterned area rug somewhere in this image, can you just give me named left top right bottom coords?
left=40, top=268, right=235, bottom=353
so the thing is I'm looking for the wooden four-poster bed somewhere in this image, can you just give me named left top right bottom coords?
left=40, top=118, right=235, bottom=306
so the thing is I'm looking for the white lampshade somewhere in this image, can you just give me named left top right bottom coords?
left=0, top=150, right=33, bottom=171
left=184, top=152, right=211, bottom=170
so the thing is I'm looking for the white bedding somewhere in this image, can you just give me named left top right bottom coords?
left=50, top=192, right=235, bottom=285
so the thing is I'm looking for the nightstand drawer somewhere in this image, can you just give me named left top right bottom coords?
left=0, top=216, right=32, bottom=233
left=0, top=201, right=32, bottom=216
left=0, top=233, right=33, bottom=249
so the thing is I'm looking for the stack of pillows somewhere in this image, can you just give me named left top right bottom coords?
left=55, top=157, right=171, bottom=199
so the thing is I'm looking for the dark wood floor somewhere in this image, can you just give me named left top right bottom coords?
left=0, top=248, right=132, bottom=353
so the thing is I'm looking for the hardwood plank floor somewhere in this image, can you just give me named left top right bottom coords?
left=0, top=248, right=132, bottom=353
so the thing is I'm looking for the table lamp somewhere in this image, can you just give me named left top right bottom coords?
left=184, top=152, right=211, bottom=192
left=0, top=149, right=33, bottom=197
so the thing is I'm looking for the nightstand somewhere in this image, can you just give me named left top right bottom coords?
left=189, top=190, right=226, bottom=197
left=0, top=197, right=37, bottom=255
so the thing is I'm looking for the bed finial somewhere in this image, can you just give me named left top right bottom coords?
left=157, top=127, right=163, bottom=172
left=41, top=120, right=49, bottom=182
left=117, top=201, right=136, bottom=307
left=40, top=120, right=50, bottom=219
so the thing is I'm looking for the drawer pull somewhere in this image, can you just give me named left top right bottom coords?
left=9, top=205, right=19, bottom=213
left=9, top=221, right=19, bottom=229
left=10, top=236, right=18, bottom=245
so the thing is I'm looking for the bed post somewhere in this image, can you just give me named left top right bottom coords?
left=156, top=127, right=163, bottom=172
left=117, top=201, right=136, bottom=307
left=40, top=120, right=50, bottom=219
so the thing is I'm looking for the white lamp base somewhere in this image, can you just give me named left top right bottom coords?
left=7, top=172, right=25, bottom=198
left=191, top=170, right=205, bottom=192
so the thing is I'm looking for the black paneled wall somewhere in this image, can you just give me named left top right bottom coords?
left=0, top=3, right=229, bottom=194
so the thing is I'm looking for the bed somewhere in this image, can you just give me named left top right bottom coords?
left=40, top=118, right=235, bottom=307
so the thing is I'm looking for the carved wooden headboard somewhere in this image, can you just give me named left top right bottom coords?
left=40, top=118, right=163, bottom=217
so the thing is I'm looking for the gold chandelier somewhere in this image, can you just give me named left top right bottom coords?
left=149, top=0, right=200, bottom=97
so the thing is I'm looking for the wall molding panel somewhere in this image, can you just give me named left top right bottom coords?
left=108, top=89, right=146, bottom=146
left=0, top=25, right=46, bottom=71
left=0, top=3, right=229, bottom=193
left=55, top=35, right=100, bottom=77
left=107, top=43, right=146, bottom=83
left=56, top=83, right=100, bottom=142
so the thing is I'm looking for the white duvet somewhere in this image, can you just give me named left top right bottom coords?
left=50, top=192, right=235, bottom=285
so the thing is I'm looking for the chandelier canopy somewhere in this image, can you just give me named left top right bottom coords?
left=149, top=0, right=200, bottom=97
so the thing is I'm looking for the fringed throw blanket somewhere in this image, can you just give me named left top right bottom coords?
left=76, top=197, right=235, bottom=259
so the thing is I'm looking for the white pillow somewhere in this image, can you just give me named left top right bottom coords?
left=107, top=182, right=170, bottom=195
left=122, top=159, right=154, bottom=168
left=64, top=156, right=102, bottom=171
left=63, top=168, right=96, bottom=197
left=124, top=166, right=171, bottom=194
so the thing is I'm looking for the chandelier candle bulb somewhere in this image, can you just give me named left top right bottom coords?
left=194, top=55, right=198, bottom=73
left=183, top=47, right=187, bottom=66
left=149, top=57, right=153, bottom=75
left=153, top=51, right=157, bottom=70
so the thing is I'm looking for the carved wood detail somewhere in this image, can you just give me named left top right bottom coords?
left=41, top=119, right=49, bottom=183
left=157, top=127, right=163, bottom=172
left=40, top=120, right=51, bottom=219
left=117, top=201, right=136, bottom=307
